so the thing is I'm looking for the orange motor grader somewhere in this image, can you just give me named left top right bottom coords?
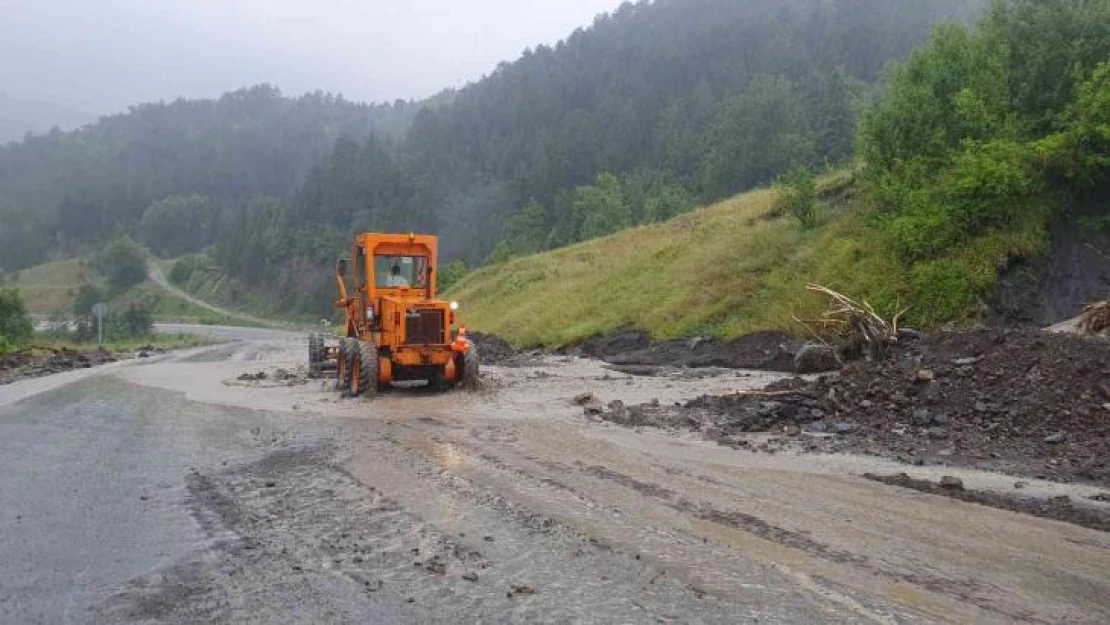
left=308, top=232, right=478, bottom=396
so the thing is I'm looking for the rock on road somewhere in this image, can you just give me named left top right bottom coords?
left=0, top=327, right=1107, bottom=624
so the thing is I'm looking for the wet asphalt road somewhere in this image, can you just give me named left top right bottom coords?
left=1, top=327, right=1108, bottom=624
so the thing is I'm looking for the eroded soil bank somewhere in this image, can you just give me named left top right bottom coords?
left=0, top=346, right=120, bottom=385
left=595, top=329, right=1110, bottom=488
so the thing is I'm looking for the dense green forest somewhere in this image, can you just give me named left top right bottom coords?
left=858, top=0, right=1110, bottom=324
left=0, top=86, right=419, bottom=270
left=449, top=0, right=1110, bottom=344
left=2, top=0, right=983, bottom=315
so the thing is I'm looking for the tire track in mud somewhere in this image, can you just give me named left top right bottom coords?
left=374, top=423, right=902, bottom=623
left=95, top=438, right=778, bottom=624
left=96, top=444, right=489, bottom=623
left=583, top=463, right=1076, bottom=625
left=390, top=421, right=1069, bottom=624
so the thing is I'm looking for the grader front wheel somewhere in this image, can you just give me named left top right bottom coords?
left=338, top=338, right=358, bottom=395
left=458, top=339, right=480, bottom=390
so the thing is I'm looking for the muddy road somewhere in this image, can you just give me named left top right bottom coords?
left=1, top=328, right=1107, bottom=624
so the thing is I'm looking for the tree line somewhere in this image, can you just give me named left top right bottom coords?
left=2, top=0, right=983, bottom=316
left=858, top=0, right=1110, bottom=324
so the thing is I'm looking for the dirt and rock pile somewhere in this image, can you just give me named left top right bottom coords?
left=469, top=332, right=545, bottom=367
left=0, top=347, right=118, bottom=384
left=598, top=329, right=1110, bottom=486
left=567, top=329, right=804, bottom=372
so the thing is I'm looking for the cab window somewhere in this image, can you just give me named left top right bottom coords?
left=374, top=255, right=428, bottom=288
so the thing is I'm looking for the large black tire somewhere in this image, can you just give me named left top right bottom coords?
left=308, top=333, right=325, bottom=376
left=458, top=339, right=480, bottom=390
left=338, top=338, right=357, bottom=395
left=429, top=367, right=452, bottom=392
left=355, top=340, right=379, bottom=398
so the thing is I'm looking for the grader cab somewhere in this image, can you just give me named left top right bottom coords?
left=308, top=232, right=478, bottom=396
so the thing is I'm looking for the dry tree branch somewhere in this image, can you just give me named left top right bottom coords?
left=794, top=284, right=907, bottom=360
left=1078, top=300, right=1110, bottom=334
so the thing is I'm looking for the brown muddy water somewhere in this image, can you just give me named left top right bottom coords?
left=2, top=329, right=1108, bottom=624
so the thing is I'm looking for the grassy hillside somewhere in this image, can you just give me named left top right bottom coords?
left=11, top=257, right=231, bottom=322
left=449, top=172, right=861, bottom=346
left=448, top=170, right=1044, bottom=348
left=8, top=258, right=86, bottom=315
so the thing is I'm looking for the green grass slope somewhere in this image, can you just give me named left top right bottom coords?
left=449, top=171, right=1044, bottom=348
left=449, top=173, right=894, bottom=346
left=11, top=257, right=231, bottom=321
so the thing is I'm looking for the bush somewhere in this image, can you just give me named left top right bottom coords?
left=96, top=236, right=148, bottom=291
left=168, top=253, right=211, bottom=286
left=140, top=194, right=213, bottom=257
left=909, top=260, right=978, bottom=326
left=776, top=166, right=819, bottom=229
left=438, top=259, right=469, bottom=293
left=0, top=287, right=33, bottom=346
left=109, top=302, right=155, bottom=339
left=72, top=282, right=106, bottom=318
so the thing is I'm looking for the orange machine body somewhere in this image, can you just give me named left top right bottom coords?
left=334, top=232, right=466, bottom=386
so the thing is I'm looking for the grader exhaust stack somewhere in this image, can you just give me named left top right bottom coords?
left=308, top=232, right=479, bottom=396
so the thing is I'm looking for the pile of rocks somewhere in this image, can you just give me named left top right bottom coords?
left=597, top=329, right=1110, bottom=485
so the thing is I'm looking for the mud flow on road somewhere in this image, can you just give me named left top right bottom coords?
left=0, top=327, right=1108, bottom=624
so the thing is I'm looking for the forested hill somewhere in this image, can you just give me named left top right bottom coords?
left=0, top=86, right=419, bottom=270
left=2, top=0, right=981, bottom=313
left=297, top=0, right=980, bottom=260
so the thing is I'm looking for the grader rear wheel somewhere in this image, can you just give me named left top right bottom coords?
left=308, top=333, right=326, bottom=376
left=353, top=341, right=379, bottom=397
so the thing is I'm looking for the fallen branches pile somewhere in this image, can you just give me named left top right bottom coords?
left=794, top=284, right=906, bottom=360
left=1078, top=300, right=1110, bottom=335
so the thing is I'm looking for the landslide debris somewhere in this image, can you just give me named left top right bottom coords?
left=567, top=329, right=804, bottom=372
left=469, top=332, right=544, bottom=367
left=0, top=347, right=118, bottom=384
left=598, top=329, right=1110, bottom=486
left=865, top=472, right=1110, bottom=533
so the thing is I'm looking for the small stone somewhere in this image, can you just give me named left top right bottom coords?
left=927, top=427, right=949, bottom=440
left=804, top=421, right=827, bottom=433
left=794, top=342, right=839, bottom=374
left=483, top=535, right=494, bottom=542
left=897, top=328, right=924, bottom=341
left=832, top=422, right=856, bottom=435
left=573, top=392, right=596, bottom=406
left=353, top=556, right=364, bottom=564
left=1014, top=481, right=1029, bottom=489
left=264, top=481, right=277, bottom=488
left=931, top=413, right=949, bottom=426
left=953, top=357, right=980, bottom=366
left=915, top=369, right=935, bottom=383
left=510, top=584, right=536, bottom=595
left=583, top=399, right=604, bottom=416
left=462, top=571, right=478, bottom=582
left=939, top=476, right=964, bottom=490
left=859, top=400, right=873, bottom=409
left=911, top=408, right=932, bottom=426
left=1043, top=432, right=1066, bottom=444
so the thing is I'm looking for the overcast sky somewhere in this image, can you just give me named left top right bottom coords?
left=0, top=0, right=624, bottom=137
